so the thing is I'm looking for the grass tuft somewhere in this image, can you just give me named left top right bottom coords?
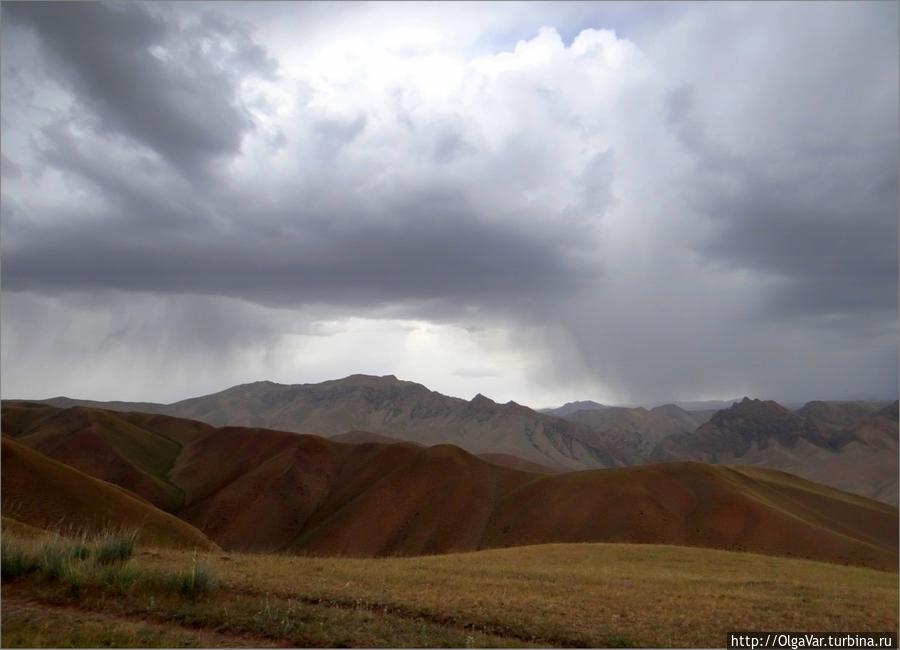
left=94, top=531, right=137, bottom=566
left=38, top=544, right=71, bottom=580
left=96, top=563, right=139, bottom=594
left=1, top=540, right=39, bottom=579
left=151, top=562, right=215, bottom=599
left=3, top=532, right=215, bottom=602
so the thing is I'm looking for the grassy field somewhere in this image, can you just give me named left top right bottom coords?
left=2, top=531, right=897, bottom=648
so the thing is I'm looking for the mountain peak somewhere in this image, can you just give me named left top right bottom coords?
left=470, top=393, right=496, bottom=406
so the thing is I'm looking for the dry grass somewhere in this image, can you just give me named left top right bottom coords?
left=3, top=529, right=897, bottom=648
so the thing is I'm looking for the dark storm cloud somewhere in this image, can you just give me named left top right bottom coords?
left=1, top=181, right=594, bottom=311
left=700, top=173, right=898, bottom=320
left=660, top=3, right=899, bottom=325
left=3, top=1, right=273, bottom=176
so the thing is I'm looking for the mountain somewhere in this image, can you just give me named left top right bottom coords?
left=563, top=403, right=711, bottom=454
left=795, top=400, right=889, bottom=433
left=37, top=375, right=630, bottom=471
left=653, top=398, right=899, bottom=505
left=2, top=405, right=896, bottom=569
left=1, top=436, right=217, bottom=551
left=539, top=400, right=608, bottom=417
left=665, top=398, right=746, bottom=411
left=27, top=379, right=898, bottom=504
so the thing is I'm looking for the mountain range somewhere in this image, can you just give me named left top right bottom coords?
left=2, top=401, right=896, bottom=570
left=28, top=374, right=897, bottom=504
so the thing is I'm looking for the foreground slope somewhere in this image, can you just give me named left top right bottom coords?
left=0, top=436, right=217, bottom=551
left=2, top=540, right=896, bottom=648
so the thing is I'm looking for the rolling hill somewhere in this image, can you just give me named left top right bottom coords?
left=1, top=436, right=217, bottom=550
left=2, top=401, right=214, bottom=511
left=2, top=404, right=897, bottom=569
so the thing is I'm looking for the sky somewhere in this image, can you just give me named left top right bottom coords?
left=1, top=1, right=897, bottom=408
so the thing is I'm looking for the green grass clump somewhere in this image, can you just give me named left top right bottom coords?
left=96, top=563, right=139, bottom=593
left=3, top=531, right=215, bottom=602
left=37, top=543, right=84, bottom=595
left=94, top=531, right=136, bottom=566
left=1, top=540, right=39, bottom=579
left=177, top=562, right=213, bottom=598
left=149, top=561, right=214, bottom=599
left=38, top=544, right=71, bottom=580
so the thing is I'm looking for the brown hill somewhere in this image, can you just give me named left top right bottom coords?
left=476, top=452, right=559, bottom=473
left=331, top=430, right=559, bottom=473
left=9, top=403, right=896, bottom=569
left=1, top=436, right=217, bottom=551
left=163, top=423, right=897, bottom=568
left=2, top=403, right=213, bottom=511
left=330, top=430, right=418, bottom=446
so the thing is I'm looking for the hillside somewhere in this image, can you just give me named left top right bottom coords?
left=2, top=402, right=214, bottom=511
left=330, top=430, right=558, bottom=473
left=3, top=405, right=897, bottom=569
left=0, top=436, right=217, bottom=551
left=653, top=398, right=899, bottom=505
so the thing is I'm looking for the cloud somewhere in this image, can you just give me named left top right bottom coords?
left=3, top=1, right=275, bottom=177
left=1, top=2, right=896, bottom=405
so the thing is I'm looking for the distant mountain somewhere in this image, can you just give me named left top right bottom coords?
left=564, top=404, right=711, bottom=454
left=27, top=379, right=897, bottom=504
left=664, top=398, right=746, bottom=412
left=542, top=398, right=741, bottom=414
left=2, top=404, right=896, bottom=569
left=653, top=398, right=899, bottom=505
left=36, top=375, right=630, bottom=472
left=795, top=400, right=889, bottom=433
left=539, top=400, right=608, bottom=417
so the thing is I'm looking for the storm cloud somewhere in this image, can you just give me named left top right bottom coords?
left=1, top=1, right=896, bottom=406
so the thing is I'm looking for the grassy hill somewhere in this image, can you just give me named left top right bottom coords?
left=2, top=536, right=896, bottom=648
left=1, top=436, right=217, bottom=551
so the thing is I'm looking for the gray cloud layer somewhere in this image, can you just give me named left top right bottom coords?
left=1, top=1, right=896, bottom=404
